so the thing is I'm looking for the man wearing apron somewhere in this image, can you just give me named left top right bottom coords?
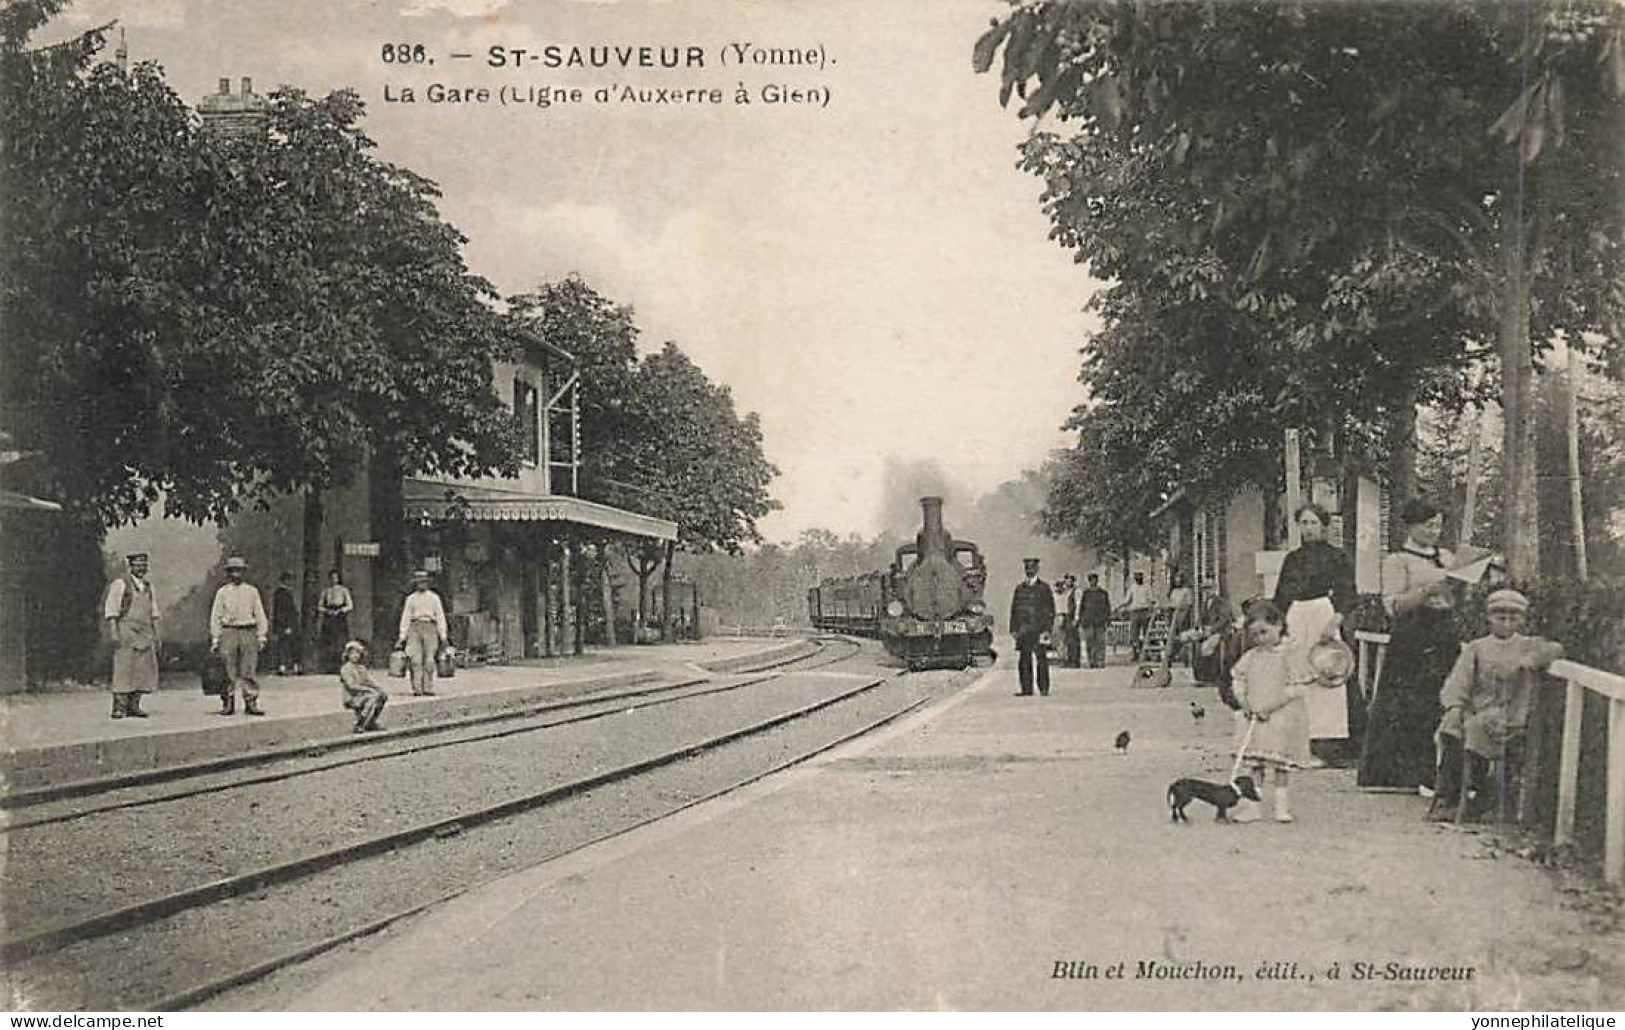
left=102, top=552, right=160, bottom=719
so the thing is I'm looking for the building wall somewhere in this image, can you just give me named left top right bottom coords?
left=435, top=356, right=551, bottom=498
left=103, top=472, right=376, bottom=655
left=1225, top=488, right=1267, bottom=602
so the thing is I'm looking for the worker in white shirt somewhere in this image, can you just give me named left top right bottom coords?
left=102, top=551, right=160, bottom=719
left=397, top=569, right=449, bottom=696
left=1119, top=571, right=1158, bottom=661
left=209, top=556, right=269, bottom=716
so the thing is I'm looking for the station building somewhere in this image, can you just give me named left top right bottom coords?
left=102, top=322, right=677, bottom=669
left=88, top=74, right=680, bottom=675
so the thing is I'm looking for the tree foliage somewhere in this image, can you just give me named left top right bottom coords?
left=2, top=1, right=519, bottom=529
left=625, top=342, right=779, bottom=555
left=976, top=1, right=1625, bottom=571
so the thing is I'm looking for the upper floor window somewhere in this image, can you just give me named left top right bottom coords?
left=514, top=376, right=540, bottom=467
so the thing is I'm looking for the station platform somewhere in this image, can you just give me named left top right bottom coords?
left=0, top=637, right=814, bottom=796
left=265, top=658, right=1622, bottom=1012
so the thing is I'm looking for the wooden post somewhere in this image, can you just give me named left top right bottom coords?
left=560, top=538, right=573, bottom=655
left=540, top=379, right=552, bottom=495
left=1555, top=678, right=1585, bottom=847
left=539, top=539, right=554, bottom=658
left=599, top=542, right=616, bottom=647
left=573, top=539, right=586, bottom=656
left=570, top=379, right=581, bottom=496
left=660, top=539, right=676, bottom=642
left=1608, top=698, right=1623, bottom=884
left=1568, top=350, right=1589, bottom=581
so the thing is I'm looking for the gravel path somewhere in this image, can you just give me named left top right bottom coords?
left=2, top=649, right=968, bottom=1010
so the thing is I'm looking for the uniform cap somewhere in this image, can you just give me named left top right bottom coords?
left=1486, top=589, right=1529, bottom=613
left=224, top=556, right=248, bottom=570
left=412, top=569, right=432, bottom=580
left=1022, top=557, right=1041, bottom=566
left=125, top=552, right=149, bottom=563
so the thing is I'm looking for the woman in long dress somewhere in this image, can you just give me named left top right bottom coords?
left=1272, top=503, right=1358, bottom=744
left=318, top=568, right=355, bottom=673
left=1358, top=498, right=1459, bottom=791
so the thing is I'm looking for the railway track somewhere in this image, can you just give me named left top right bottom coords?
left=1, top=635, right=852, bottom=813
left=2, top=636, right=861, bottom=833
left=2, top=636, right=952, bottom=1010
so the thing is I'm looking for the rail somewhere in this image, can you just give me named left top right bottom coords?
left=1547, top=659, right=1625, bottom=884
left=1353, top=630, right=1624, bottom=884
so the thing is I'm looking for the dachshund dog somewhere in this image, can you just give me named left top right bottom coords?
left=1167, top=776, right=1262, bottom=823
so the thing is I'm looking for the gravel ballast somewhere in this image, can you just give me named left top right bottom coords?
left=3, top=648, right=972, bottom=1010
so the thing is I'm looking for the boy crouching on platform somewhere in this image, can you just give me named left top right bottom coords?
left=1430, top=589, right=1563, bottom=822
left=340, top=639, right=389, bottom=733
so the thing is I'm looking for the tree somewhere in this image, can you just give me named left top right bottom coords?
left=977, top=1, right=1625, bottom=576
left=618, top=343, right=779, bottom=637
left=1534, top=367, right=1625, bottom=579
left=214, top=87, right=522, bottom=654
left=3, top=6, right=214, bottom=526
left=3, top=1, right=522, bottom=662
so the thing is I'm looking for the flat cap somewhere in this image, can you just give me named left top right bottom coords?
left=224, top=556, right=248, bottom=570
left=1485, top=589, right=1529, bottom=613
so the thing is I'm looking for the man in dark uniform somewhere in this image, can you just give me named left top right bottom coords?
left=1079, top=573, right=1114, bottom=669
left=1009, top=557, right=1055, bottom=697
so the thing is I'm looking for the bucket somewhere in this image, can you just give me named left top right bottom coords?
left=387, top=649, right=409, bottom=678
left=435, top=648, right=457, bottom=679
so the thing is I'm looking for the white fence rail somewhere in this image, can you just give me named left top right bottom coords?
left=1547, top=659, right=1625, bottom=884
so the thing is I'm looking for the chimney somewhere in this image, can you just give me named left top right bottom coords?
left=198, top=73, right=271, bottom=142
left=919, top=496, right=948, bottom=556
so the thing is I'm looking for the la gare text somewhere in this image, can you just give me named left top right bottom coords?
left=382, top=82, right=831, bottom=109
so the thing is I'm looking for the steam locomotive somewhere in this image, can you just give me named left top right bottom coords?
left=806, top=497, right=995, bottom=670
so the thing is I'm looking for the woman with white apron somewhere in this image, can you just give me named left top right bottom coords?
left=1271, top=503, right=1358, bottom=744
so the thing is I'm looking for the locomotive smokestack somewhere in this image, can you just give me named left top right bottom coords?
left=919, top=496, right=948, bottom=556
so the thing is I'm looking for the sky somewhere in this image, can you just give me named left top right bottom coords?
left=54, top=0, right=1101, bottom=542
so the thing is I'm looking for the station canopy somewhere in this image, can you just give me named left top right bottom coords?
left=403, top=480, right=677, bottom=542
